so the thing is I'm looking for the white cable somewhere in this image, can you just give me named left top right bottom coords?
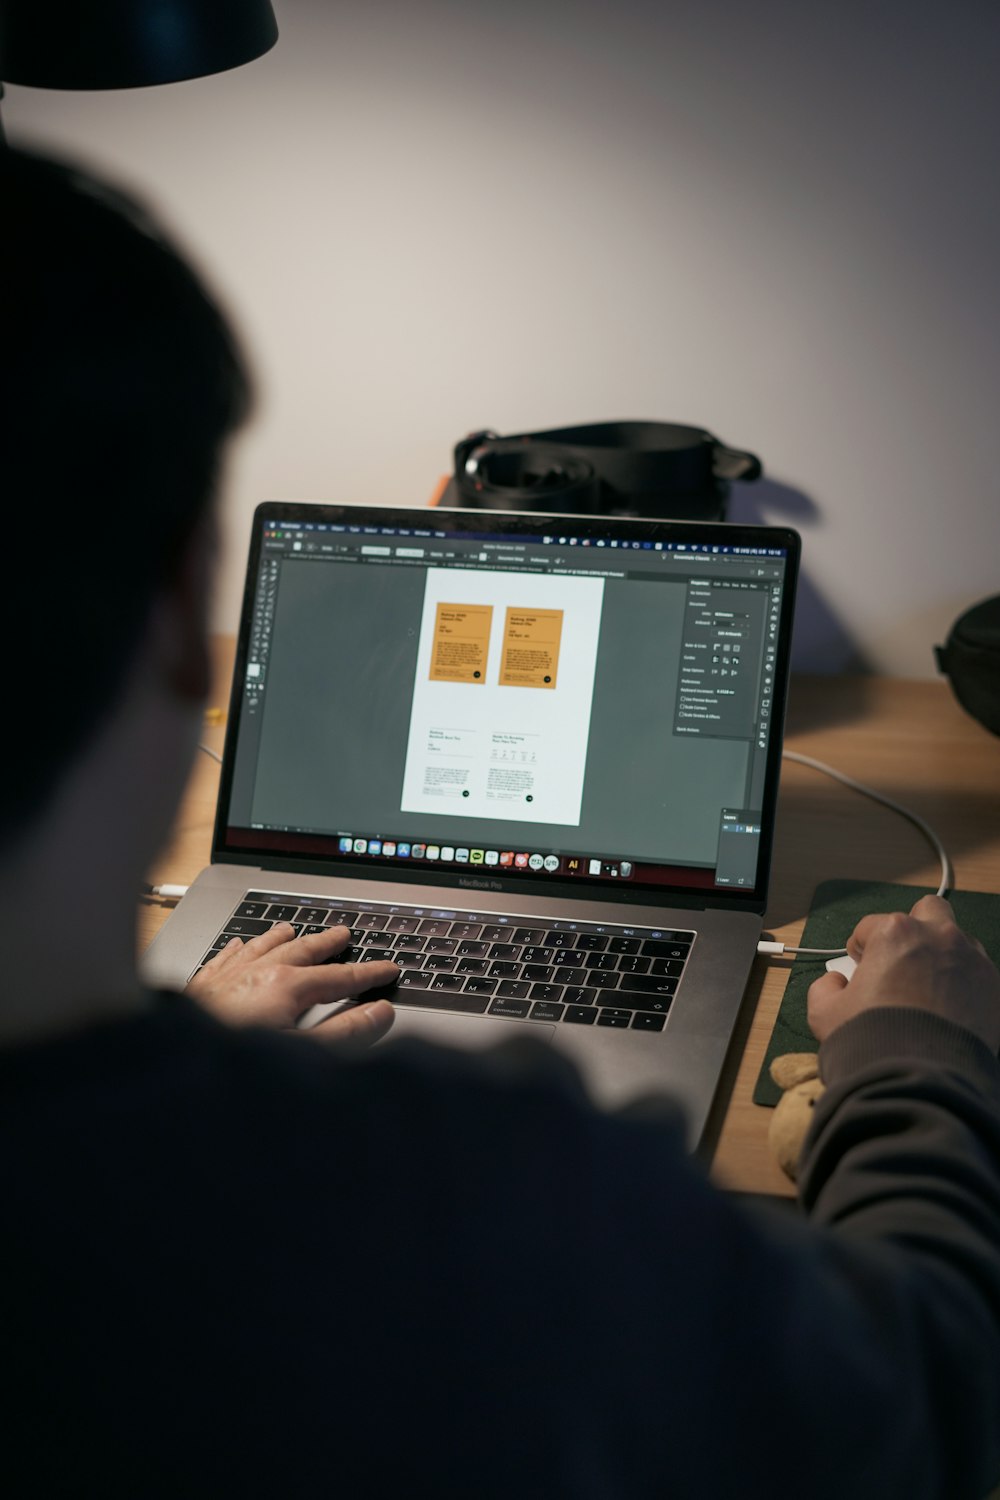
left=781, top=749, right=951, bottom=897
left=756, top=749, right=952, bottom=960
left=199, top=743, right=223, bottom=764
left=756, top=938, right=846, bottom=956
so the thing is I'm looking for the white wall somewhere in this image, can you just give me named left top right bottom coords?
left=9, top=0, right=1000, bottom=673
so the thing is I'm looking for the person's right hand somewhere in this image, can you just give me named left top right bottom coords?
left=808, top=894, right=1000, bottom=1053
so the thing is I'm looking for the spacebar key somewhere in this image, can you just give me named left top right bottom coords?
left=393, top=988, right=490, bottom=1015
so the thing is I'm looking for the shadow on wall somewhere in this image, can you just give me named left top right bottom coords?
left=727, top=478, right=873, bottom=675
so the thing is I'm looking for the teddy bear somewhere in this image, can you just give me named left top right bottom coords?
left=768, top=1054, right=826, bottom=1181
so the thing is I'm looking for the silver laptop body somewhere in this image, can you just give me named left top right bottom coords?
left=143, top=503, right=800, bottom=1148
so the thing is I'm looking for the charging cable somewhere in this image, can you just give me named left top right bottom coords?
left=756, top=750, right=952, bottom=959
left=141, top=883, right=189, bottom=901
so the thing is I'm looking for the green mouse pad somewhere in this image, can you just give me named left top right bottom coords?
left=753, top=881, right=1000, bottom=1108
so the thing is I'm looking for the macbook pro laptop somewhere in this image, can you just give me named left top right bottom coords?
left=143, top=503, right=800, bottom=1146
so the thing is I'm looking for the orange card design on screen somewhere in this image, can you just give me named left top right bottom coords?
left=428, top=603, right=493, bottom=684
left=499, top=607, right=564, bottom=690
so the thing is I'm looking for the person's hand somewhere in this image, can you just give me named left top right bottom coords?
left=185, top=922, right=397, bottom=1046
left=808, top=894, right=1000, bottom=1052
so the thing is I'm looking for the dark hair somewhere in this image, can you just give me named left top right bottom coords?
left=0, top=146, right=252, bottom=844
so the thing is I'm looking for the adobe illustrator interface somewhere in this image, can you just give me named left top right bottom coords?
left=224, top=521, right=788, bottom=891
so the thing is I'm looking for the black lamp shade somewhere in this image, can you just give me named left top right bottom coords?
left=0, top=0, right=278, bottom=90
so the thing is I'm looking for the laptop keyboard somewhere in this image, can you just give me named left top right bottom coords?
left=194, top=891, right=695, bottom=1034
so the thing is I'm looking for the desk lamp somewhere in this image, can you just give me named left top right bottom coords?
left=0, top=0, right=279, bottom=143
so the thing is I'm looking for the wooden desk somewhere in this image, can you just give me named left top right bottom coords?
left=141, top=644, right=1000, bottom=1197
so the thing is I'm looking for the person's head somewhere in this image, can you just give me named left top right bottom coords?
left=1, top=146, right=252, bottom=849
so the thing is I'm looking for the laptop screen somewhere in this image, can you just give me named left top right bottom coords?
left=216, top=504, right=799, bottom=908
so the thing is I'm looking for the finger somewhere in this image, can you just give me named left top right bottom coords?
left=290, top=959, right=400, bottom=1010
left=908, top=894, right=957, bottom=928
left=806, top=969, right=848, bottom=1040
left=263, top=924, right=353, bottom=968
left=312, top=999, right=396, bottom=1047
left=845, top=909, right=914, bottom=961
left=238, top=921, right=300, bottom=960
left=341, top=959, right=400, bottom=994
left=199, top=936, right=244, bottom=972
left=808, top=969, right=848, bottom=1006
left=847, top=899, right=958, bottom=963
left=845, top=912, right=886, bottom=961
left=281, top=960, right=398, bottom=1020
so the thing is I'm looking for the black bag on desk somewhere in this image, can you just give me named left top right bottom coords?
left=935, top=595, right=1000, bottom=736
left=441, top=420, right=762, bottom=521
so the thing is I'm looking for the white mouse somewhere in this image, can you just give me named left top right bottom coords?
left=825, top=953, right=857, bottom=981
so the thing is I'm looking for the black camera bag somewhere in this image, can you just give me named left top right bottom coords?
left=935, top=595, right=1000, bottom=736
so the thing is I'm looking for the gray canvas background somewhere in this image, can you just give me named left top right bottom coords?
left=234, top=558, right=752, bottom=864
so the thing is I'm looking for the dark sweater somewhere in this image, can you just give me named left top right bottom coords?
left=2, top=995, right=999, bottom=1498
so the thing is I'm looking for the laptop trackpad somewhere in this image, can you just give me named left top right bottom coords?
left=387, top=1012, right=556, bottom=1051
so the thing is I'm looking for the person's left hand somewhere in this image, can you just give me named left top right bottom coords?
left=185, top=922, right=397, bottom=1046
